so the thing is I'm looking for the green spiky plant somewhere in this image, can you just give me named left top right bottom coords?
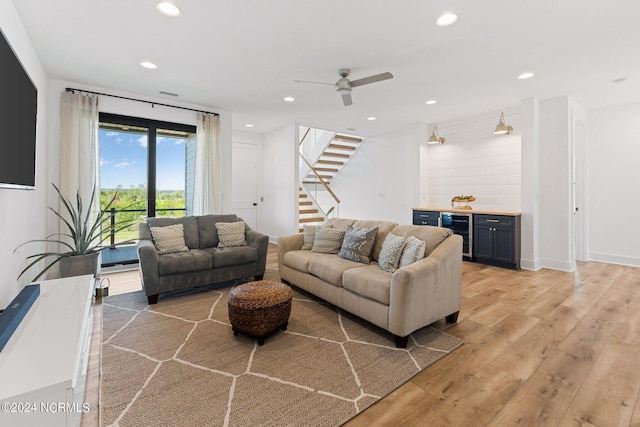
left=15, top=183, right=139, bottom=281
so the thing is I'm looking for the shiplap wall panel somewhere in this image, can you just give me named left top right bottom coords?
left=427, top=108, right=522, bottom=212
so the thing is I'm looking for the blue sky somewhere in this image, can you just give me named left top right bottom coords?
left=99, top=129, right=188, bottom=190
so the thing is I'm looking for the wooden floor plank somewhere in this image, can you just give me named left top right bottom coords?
left=87, top=245, right=640, bottom=427
left=558, top=341, right=640, bottom=427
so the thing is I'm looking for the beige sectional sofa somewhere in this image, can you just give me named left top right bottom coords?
left=278, top=218, right=462, bottom=347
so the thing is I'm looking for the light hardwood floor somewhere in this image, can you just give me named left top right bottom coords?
left=83, top=244, right=640, bottom=426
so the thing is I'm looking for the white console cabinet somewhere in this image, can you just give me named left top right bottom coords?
left=0, top=275, right=95, bottom=427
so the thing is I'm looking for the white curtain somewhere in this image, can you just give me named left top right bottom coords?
left=192, top=113, right=222, bottom=214
left=59, top=91, right=100, bottom=215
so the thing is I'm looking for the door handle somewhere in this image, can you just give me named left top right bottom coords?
left=253, top=203, right=258, bottom=206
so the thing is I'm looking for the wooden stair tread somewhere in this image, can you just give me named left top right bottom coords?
left=327, top=143, right=356, bottom=151
left=299, top=217, right=325, bottom=223
left=334, top=134, right=362, bottom=143
left=322, top=152, right=350, bottom=159
left=313, top=167, right=339, bottom=173
left=299, top=201, right=313, bottom=206
left=299, top=209, right=319, bottom=214
left=316, top=160, right=344, bottom=166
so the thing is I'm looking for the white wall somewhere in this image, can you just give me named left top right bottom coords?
left=330, top=125, right=422, bottom=224
left=0, top=0, right=50, bottom=306
left=520, top=98, right=541, bottom=270
left=587, top=103, right=640, bottom=266
left=259, top=124, right=297, bottom=241
left=425, top=107, right=522, bottom=212
left=537, top=97, right=574, bottom=271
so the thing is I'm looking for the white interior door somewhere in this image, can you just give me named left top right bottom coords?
left=231, top=142, right=259, bottom=229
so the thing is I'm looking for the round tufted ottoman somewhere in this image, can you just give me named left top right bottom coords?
left=228, top=280, right=293, bottom=345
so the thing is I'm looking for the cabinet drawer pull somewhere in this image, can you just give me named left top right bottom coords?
left=486, top=219, right=500, bottom=223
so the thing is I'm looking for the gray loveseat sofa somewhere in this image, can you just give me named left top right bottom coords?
left=138, top=214, right=268, bottom=304
left=278, top=218, right=462, bottom=347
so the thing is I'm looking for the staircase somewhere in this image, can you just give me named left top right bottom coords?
left=298, top=187, right=324, bottom=232
left=298, top=132, right=362, bottom=231
left=302, top=134, right=362, bottom=185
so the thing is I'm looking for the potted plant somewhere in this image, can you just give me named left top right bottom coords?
left=15, top=183, right=138, bottom=281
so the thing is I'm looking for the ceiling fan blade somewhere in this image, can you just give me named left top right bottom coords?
left=294, top=79, right=334, bottom=86
left=350, top=72, right=394, bottom=87
left=342, top=93, right=353, bottom=106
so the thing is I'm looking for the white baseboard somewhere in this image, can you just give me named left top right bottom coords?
left=588, top=252, right=640, bottom=267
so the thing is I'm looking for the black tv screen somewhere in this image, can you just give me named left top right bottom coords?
left=0, top=28, right=37, bottom=190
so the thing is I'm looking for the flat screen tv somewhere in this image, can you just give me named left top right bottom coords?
left=0, top=28, right=38, bottom=190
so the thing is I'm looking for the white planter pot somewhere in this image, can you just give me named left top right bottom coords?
left=58, top=252, right=101, bottom=278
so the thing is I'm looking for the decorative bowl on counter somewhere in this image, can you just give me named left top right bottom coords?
left=451, top=195, right=475, bottom=210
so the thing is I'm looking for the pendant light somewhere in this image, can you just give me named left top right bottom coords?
left=428, top=125, right=445, bottom=144
left=494, top=113, right=513, bottom=135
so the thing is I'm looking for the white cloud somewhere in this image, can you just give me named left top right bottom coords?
left=100, top=159, right=109, bottom=166
left=116, top=137, right=123, bottom=144
left=138, top=135, right=148, bottom=148
left=116, top=160, right=137, bottom=168
left=106, top=131, right=118, bottom=136
left=174, top=139, right=185, bottom=145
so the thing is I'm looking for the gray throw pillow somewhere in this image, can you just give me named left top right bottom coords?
left=150, top=224, right=189, bottom=255
left=216, top=221, right=247, bottom=248
left=311, top=227, right=345, bottom=254
left=338, top=225, right=378, bottom=264
left=398, top=235, right=426, bottom=268
left=378, top=232, right=406, bottom=273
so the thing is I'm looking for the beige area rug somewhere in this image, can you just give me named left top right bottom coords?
left=100, top=283, right=463, bottom=426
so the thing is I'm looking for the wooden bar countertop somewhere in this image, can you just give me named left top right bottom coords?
left=413, top=207, right=522, bottom=216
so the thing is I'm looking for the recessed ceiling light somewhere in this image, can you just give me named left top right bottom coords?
left=518, top=72, right=535, bottom=80
left=245, top=124, right=254, bottom=128
left=426, top=100, right=438, bottom=105
left=436, top=13, right=458, bottom=27
left=284, top=96, right=295, bottom=102
left=156, top=2, right=181, bottom=17
left=140, top=61, right=157, bottom=69
left=367, top=117, right=377, bottom=121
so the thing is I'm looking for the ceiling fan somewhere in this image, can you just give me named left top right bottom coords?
left=295, top=68, right=394, bottom=106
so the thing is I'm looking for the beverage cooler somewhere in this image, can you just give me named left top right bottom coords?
left=440, top=212, right=473, bottom=258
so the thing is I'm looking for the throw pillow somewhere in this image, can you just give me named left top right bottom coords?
left=338, top=225, right=378, bottom=264
left=311, top=227, right=345, bottom=254
left=378, top=233, right=406, bottom=273
left=301, top=224, right=332, bottom=250
left=150, top=224, right=189, bottom=255
left=216, top=221, right=247, bottom=248
left=398, top=235, right=426, bottom=268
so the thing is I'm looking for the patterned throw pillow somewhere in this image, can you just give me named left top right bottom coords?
left=399, top=236, right=426, bottom=268
left=338, top=225, right=378, bottom=264
left=150, top=224, right=189, bottom=255
left=216, top=221, right=247, bottom=248
left=301, top=224, right=332, bottom=250
left=311, top=227, right=345, bottom=254
left=378, top=233, right=406, bottom=273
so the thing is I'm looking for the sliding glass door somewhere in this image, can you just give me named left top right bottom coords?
left=98, top=113, right=196, bottom=266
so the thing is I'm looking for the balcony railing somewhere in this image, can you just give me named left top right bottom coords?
left=102, top=207, right=186, bottom=246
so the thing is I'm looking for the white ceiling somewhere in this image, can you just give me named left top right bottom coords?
left=12, top=0, right=640, bottom=137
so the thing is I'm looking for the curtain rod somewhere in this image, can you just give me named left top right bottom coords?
left=65, top=87, right=219, bottom=117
